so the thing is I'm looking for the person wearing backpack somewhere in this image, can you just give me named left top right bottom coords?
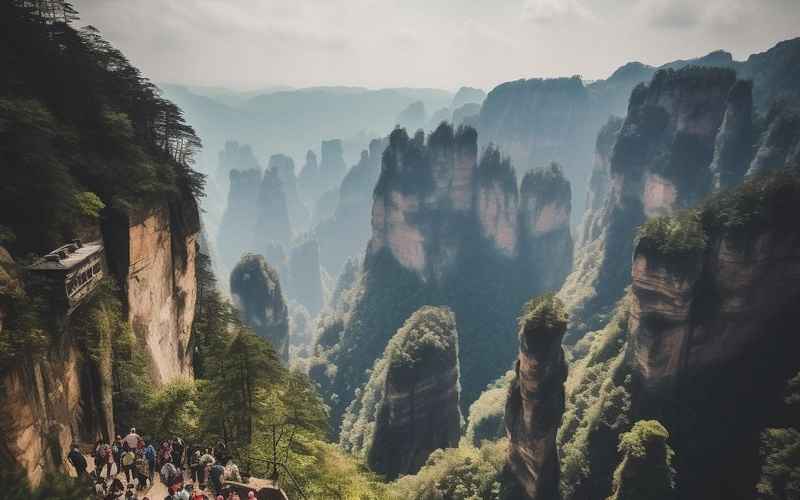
left=144, top=441, right=157, bottom=482
left=121, top=448, right=136, bottom=484
left=161, top=460, right=180, bottom=487
left=134, top=448, right=150, bottom=490
left=67, top=445, right=87, bottom=478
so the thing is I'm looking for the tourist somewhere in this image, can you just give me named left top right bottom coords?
left=109, top=477, right=125, bottom=499
left=161, top=460, right=180, bottom=487
left=121, top=447, right=136, bottom=484
left=145, top=440, right=157, bottom=482
left=134, top=448, right=150, bottom=490
left=199, top=449, right=215, bottom=488
left=112, top=435, right=124, bottom=469
left=209, top=462, right=225, bottom=495
left=67, top=445, right=87, bottom=478
left=160, top=440, right=173, bottom=467
left=123, top=427, right=141, bottom=450
left=173, top=437, right=185, bottom=469
left=94, top=479, right=106, bottom=500
left=224, top=459, right=241, bottom=483
left=97, top=440, right=115, bottom=480
left=124, top=483, right=135, bottom=500
left=189, top=449, right=203, bottom=484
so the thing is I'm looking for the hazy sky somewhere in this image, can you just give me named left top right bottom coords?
left=72, top=0, right=800, bottom=91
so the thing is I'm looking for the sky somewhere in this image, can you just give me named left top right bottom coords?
left=72, top=0, right=800, bottom=92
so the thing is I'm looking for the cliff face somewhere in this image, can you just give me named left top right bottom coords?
left=340, top=306, right=461, bottom=479
left=558, top=67, right=748, bottom=342
left=0, top=248, right=104, bottom=485
left=476, top=146, right=518, bottom=257
left=623, top=172, right=800, bottom=499
left=1, top=197, right=200, bottom=485
left=287, top=238, right=323, bottom=317
left=519, top=165, right=573, bottom=295
left=478, top=76, right=630, bottom=224
left=505, top=295, right=568, bottom=500
left=254, top=167, right=292, bottom=250
left=297, top=149, right=320, bottom=203
left=269, top=154, right=310, bottom=233
left=315, top=137, right=387, bottom=275
left=123, top=205, right=198, bottom=383
left=217, top=140, right=261, bottom=184
left=318, top=139, right=347, bottom=197
left=314, top=123, right=574, bottom=434
left=230, top=254, right=290, bottom=362
left=368, top=125, right=477, bottom=279
left=217, top=168, right=262, bottom=276
left=747, top=105, right=800, bottom=177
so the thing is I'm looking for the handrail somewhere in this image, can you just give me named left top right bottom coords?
left=240, top=456, right=307, bottom=500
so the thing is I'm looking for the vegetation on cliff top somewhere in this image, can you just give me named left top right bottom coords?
left=636, top=168, right=800, bottom=260
left=608, top=420, right=676, bottom=500
left=339, top=305, right=458, bottom=460
left=0, top=0, right=204, bottom=255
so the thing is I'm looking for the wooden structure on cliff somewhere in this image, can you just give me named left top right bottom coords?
left=28, top=239, right=105, bottom=313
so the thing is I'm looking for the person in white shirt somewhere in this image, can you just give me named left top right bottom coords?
left=123, top=427, right=141, bottom=449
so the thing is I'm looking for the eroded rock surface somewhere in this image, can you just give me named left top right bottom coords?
left=505, top=295, right=568, bottom=500
left=230, top=254, right=290, bottom=362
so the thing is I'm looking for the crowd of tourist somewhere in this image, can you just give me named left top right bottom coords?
left=66, top=428, right=254, bottom=500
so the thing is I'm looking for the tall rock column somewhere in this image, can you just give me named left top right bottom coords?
left=519, top=164, right=573, bottom=295
left=230, top=254, right=290, bottom=362
left=505, top=294, right=568, bottom=500
left=343, top=306, right=461, bottom=479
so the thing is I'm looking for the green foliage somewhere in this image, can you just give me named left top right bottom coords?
left=464, top=371, right=513, bottom=447
left=757, top=428, right=800, bottom=500
left=519, top=162, right=571, bottom=209
left=140, top=379, right=200, bottom=441
left=700, top=169, right=800, bottom=240
left=0, top=265, right=49, bottom=374
left=0, top=470, right=88, bottom=500
left=290, top=441, right=388, bottom=500
left=635, top=210, right=706, bottom=259
left=518, top=293, right=568, bottom=339
left=387, top=306, right=457, bottom=375
left=339, top=306, right=457, bottom=460
left=558, top=300, right=632, bottom=500
left=74, top=191, right=106, bottom=220
left=0, top=2, right=204, bottom=255
left=388, top=440, right=508, bottom=500
left=608, top=420, right=676, bottom=500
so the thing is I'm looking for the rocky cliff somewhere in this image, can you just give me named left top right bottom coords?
left=478, top=76, right=621, bottom=223
left=519, top=164, right=573, bottom=295
left=339, top=306, right=461, bottom=479
left=217, top=140, right=261, bottom=185
left=217, top=168, right=262, bottom=277
left=116, top=203, right=199, bottom=383
left=558, top=67, right=747, bottom=342
left=318, top=139, right=347, bottom=197
left=254, top=167, right=292, bottom=251
left=505, top=294, right=568, bottom=500
left=0, top=248, right=107, bottom=485
left=368, top=125, right=477, bottom=279
left=625, top=171, right=800, bottom=499
left=314, top=137, right=387, bottom=275
left=269, top=154, right=310, bottom=233
left=230, top=254, right=290, bottom=362
left=313, top=123, right=575, bottom=434
left=297, top=149, right=320, bottom=203
left=287, top=238, right=323, bottom=317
